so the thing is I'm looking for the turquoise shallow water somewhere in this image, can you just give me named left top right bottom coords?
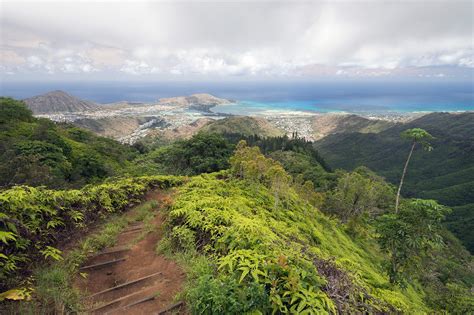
left=2, top=80, right=473, bottom=113
left=213, top=99, right=474, bottom=115
left=212, top=100, right=339, bottom=115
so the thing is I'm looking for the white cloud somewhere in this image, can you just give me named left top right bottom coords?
left=120, top=60, right=159, bottom=75
left=0, top=0, right=472, bottom=79
left=26, top=55, right=43, bottom=68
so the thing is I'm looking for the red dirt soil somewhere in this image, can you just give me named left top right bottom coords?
left=75, top=190, right=186, bottom=314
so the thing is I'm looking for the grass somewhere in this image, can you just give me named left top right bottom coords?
left=162, top=251, right=219, bottom=310
left=155, top=222, right=215, bottom=311
left=130, top=200, right=160, bottom=245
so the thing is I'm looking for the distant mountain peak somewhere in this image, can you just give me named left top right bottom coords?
left=23, top=90, right=98, bottom=114
left=157, top=93, right=233, bottom=112
left=49, top=89, right=72, bottom=95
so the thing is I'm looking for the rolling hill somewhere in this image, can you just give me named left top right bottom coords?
left=200, top=116, right=285, bottom=137
left=314, top=112, right=474, bottom=251
left=310, top=114, right=396, bottom=140
left=23, top=90, right=98, bottom=114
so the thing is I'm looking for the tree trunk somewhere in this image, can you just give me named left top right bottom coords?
left=274, top=190, right=279, bottom=210
left=395, top=141, right=416, bottom=213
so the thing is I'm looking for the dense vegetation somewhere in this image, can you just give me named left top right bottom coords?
left=0, top=175, right=184, bottom=292
left=128, top=133, right=234, bottom=176
left=129, top=132, right=333, bottom=191
left=315, top=112, right=474, bottom=252
left=1, top=97, right=472, bottom=313
left=0, top=97, right=139, bottom=189
left=158, top=142, right=473, bottom=313
left=222, top=133, right=334, bottom=191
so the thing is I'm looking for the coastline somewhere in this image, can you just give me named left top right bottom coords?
left=211, top=100, right=473, bottom=123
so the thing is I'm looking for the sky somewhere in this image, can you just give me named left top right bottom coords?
left=1, top=0, right=473, bottom=81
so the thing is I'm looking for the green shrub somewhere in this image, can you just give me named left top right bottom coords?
left=0, top=175, right=184, bottom=290
left=187, top=274, right=269, bottom=315
left=159, top=145, right=438, bottom=313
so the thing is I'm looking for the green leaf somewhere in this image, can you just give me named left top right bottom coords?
left=6, top=222, right=17, bottom=234
left=0, top=231, right=16, bottom=244
left=0, top=288, right=32, bottom=301
left=239, top=267, right=250, bottom=283
left=46, top=219, right=64, bottom=229
left=40, top=246, right=63, bottom=261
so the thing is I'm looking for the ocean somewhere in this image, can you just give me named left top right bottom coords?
left=1, top=80, right=473, bottom=113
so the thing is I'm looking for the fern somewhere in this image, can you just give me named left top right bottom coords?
left=0, top=231, right=16, bottom=244
left=0, top=175, right=184, bottom=288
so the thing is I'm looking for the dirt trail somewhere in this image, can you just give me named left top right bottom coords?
left=76, top=190, right=186, bottom=314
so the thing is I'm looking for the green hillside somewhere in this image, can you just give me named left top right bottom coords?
left=1, top=99, right=472, bottom=313
left=1, top=141, right=471, bottom=313
left=200, top=116, right=285, bottom=137
left=314, top=112, right=474, bottom=251
left=311, top=114, right=395, bottom=140
left=165, top=174, right=428, bottom=313
left=0, top=97, right=139, bottom=189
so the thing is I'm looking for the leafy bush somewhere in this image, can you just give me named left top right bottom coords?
left=222, top=132, right=331, bottom=172
left=187, top=273, right=270, bottom=314
left=376, top=199, right=450, bottom=286
left=0, top=175, right=184, bottom=290
left=323, top=166, right=395, bottom=224
left=131, top=133, right=234, bottom=176
left=0, top=97, right=33, bottom=124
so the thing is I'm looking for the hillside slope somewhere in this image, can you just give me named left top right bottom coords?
left=1, top=138, right=472, bottom=313
left=311, top=114, right=395, bottom=140
left=0, top=97, right=138, bottom=188
left=200, top=116, right=285, bottom=137
left=73, top=116, right=168, bottom=140
left=314, top=112, right=474, bottom=251
left=159, top=93, right=233, bottom=112
left=158, top=157, right=472, bottom=313
left=23, top=90, right=98, bottom=114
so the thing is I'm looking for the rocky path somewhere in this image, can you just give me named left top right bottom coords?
left=76, top=191, right=186, bottom=314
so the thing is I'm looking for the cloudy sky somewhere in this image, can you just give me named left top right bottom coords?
left=1, top=0, right=473, bottom=81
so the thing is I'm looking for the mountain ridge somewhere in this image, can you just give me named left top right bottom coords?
left=310, top=113, right=396, bottom=140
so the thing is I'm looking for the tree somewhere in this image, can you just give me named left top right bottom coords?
left=377, top=199, right=449, bottom=286
left=0, top=97, right=33, bottom=124
left=266, top=164, right=291, bottom=209
left=155, top=133, right=234, bottom=176
left=395, top=128, right=433, bottom=213
left=324, top=167, right=394, bottom=223
left=230, top=140, right=293, bottom=209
